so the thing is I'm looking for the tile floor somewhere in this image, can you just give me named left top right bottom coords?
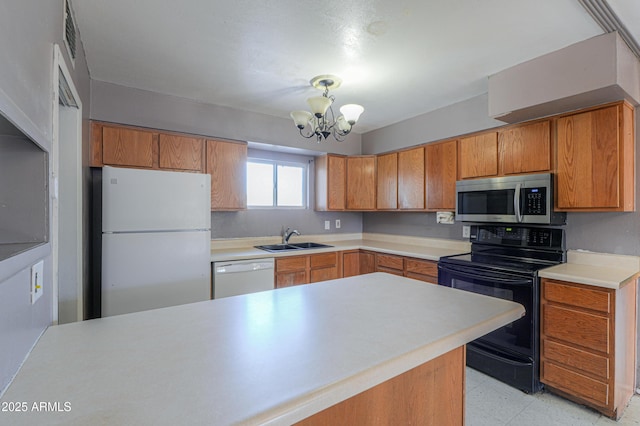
left=466, top=367, right=640, bottom=425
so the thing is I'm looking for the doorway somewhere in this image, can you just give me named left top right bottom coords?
left=53, top=44, right=83, bottom=324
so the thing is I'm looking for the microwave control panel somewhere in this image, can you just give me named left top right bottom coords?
left=522, top=187, right=546, bottom=215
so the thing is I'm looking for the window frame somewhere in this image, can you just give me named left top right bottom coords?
left=246, top=157, right=308, bottom=209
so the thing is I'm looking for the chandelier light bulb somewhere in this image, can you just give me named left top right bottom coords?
left=307, top=96, right=332, bottom=117
left=339, top=104, right=364, bottom=125
left=290, top=110, right=313, bottom=129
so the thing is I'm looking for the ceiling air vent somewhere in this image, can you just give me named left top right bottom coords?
left=64, top=0, right=77, bottom=66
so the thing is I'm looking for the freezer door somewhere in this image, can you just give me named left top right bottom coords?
left=102, top=166, right=211, bottom=232
left=102, top=231, right=211, bottom=317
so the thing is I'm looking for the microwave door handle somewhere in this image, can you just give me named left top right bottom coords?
left=514, top=183, right=523, bottom=223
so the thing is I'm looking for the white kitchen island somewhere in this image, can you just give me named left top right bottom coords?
left=0, top=273, right=523, bottom=425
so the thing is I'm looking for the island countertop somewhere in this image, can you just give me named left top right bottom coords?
left=0, top=273, right=523, bottom=425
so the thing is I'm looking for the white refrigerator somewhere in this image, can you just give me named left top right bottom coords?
left=101, top=166, right=211, bottom=317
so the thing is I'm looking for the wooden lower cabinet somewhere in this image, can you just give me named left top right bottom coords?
left=342, top=250, right=375, bottom=277
left=280, top=250, right=439, bottom=287
left=276, top=253, right=340, bottom=288
left=374, top=253, right=438, bottom=283
left=275, top=256, right=308, bottom=288
left=309, top=252, right=339, bottom=283
left=375, top=253, right=404, bottom=276
left=540, top=278, right=637, bottom=419
left=405, top=258, right=438, bottom=283
left=297, top=346, right=465, bottom=425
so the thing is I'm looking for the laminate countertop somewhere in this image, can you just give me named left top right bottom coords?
left=210, top=233, right=471, bottom=263
left=0, top=273, right=523, bottom=425
left=538, top=250, right=640, bottom=290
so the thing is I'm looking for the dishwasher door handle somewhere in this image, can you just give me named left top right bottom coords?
left=215, top=261, right=274, bottom=274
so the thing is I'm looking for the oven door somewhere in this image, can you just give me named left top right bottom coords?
left=438, top=261, right=541, bottom=392
left=438, top=262, right=536, bottom=358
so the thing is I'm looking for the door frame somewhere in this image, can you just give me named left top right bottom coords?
left=52, top=44, right=83, bottom=323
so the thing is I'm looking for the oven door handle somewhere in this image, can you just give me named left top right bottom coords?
left=439, top=265, right=533, bottom=286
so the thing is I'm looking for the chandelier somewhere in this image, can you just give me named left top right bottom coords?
left=290, top=75, right=364, bottom=143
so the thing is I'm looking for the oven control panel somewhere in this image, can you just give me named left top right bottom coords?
left=471, top=225, right=564, bottom=249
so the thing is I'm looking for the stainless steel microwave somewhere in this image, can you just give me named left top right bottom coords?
left=455, top=173, right=566, bottom=225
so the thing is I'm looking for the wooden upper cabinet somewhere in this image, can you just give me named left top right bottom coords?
left=346, top=156, right=376, bottom=210
left=555, top=102, right=634, bottom=211
left=458, top=132, right=498, bottom=179
left=206, top=139, right=247, bottom=211
left=101, top=125, right=155, bottom=168
left=315, top=154, right=346, bottom=211
left=158, top=134, right=204, bottom=171
left=398, top=147, right=425, bottom=209
left=426, top=139, right=457, bottom=211
left=499, top=120, right=551, bottom=175
left=376, top=152, right=397, bottom=210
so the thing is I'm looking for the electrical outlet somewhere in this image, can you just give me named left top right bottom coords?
left=324, top=220, right=330, bottom=230
left=31, top=260, right=44, bottom=304
left=335, top=219, right=341, bottom=229
left=462, top=225, right=471, bottom=239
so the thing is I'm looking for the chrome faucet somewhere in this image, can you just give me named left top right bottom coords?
left=282, top=227, right=301, bottom=244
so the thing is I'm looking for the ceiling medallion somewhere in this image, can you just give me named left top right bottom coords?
left=290, top=75, right=364, bottom=143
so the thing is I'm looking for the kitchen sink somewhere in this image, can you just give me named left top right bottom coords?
left=255, top=242, right=333, bottom=252
left=289, top=242, right=332, bottom=249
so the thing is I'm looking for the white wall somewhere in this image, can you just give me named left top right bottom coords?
left=0, top=1, right=91, bottom=393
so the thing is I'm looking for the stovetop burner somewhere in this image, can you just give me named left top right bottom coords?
left=440, top=225, right=565, bottom=274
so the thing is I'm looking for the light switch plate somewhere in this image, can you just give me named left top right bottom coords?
left=324, top=220, right=330, bottom=230
left=31, top=260, right=44, bottom=304
left=462, top=225, right=471, bottom=238
left=335, top=219, right=341, bottom=229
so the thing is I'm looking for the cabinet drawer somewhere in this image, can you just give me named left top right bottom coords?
left=543, top=304, right=610, bottom=354
left=543, top=280, right=611, bottom=314
left=542, top=361, right=609, bottom=407
left=542, top=339, right=609, bottom=380
left=376, top=254, right=404, bottom=271
left=405, top=258, right=437, bottom=277
left=310, top=252, right=337, bottom=269
left=310, top=267, right=338, bottom=283
left=276, top=256, right=307, bottom=273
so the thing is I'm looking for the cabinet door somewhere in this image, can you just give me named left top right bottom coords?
left=342, top=251, right=361, bottom=278
left=346, top=156, right=376, bottom=210
left=498, top=121, right=550, bottom=175
left=102, top=126, right=155, bottom=168
left=276, top=271, right=308, bottom=288
left=158, top=134, right=204, bottom=171
left=360, top=251, right=376, bottom=274
left=458, top=132, right=498, bottom=179
left=398, top=147, right=425, bottom=209
left=426, top=140, right=457, bottom=210
left=556, top=104, right=634, bottom=211
left=206, top=140, right=247, bottom=210
left=315, top=155, right=346, bottom=210
left=376, top=152, right=397, bottom=210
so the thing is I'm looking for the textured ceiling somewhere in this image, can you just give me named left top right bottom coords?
left=72, top=0, right=634, bottom=133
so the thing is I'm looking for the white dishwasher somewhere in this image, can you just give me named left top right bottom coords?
left=212, top=258, right=275, bottom=299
